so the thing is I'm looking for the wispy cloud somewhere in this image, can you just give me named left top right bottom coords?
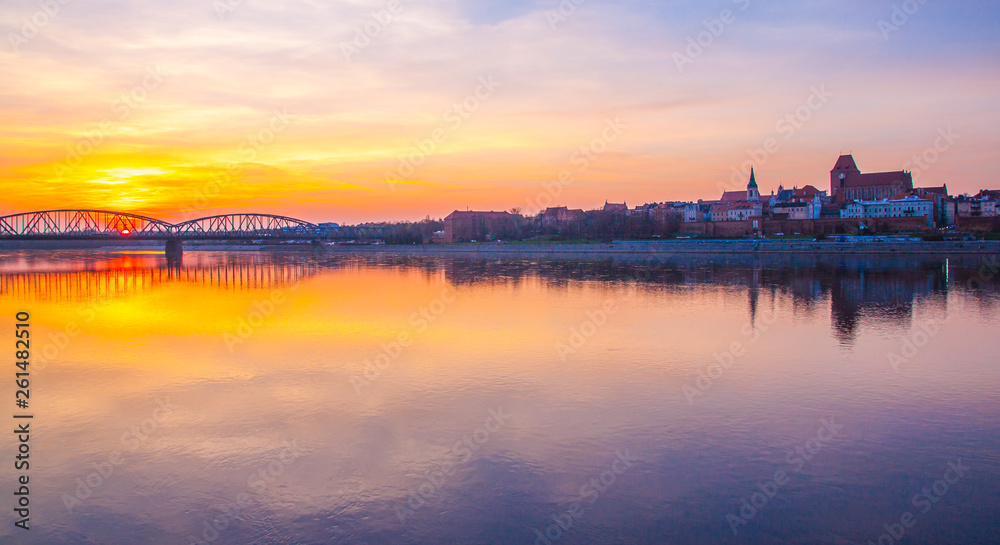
left=1, top=0, right=998, bottom=221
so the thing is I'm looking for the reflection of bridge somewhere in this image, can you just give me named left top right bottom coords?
left=0, top=254, right=321, bottom=302
left=0, top=210, right=388, bottom=244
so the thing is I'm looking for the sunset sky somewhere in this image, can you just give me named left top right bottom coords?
left=1, top=0, right=998, bottom=223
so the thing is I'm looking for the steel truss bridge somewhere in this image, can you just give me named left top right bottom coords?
left=0, top=210, right=388, bottom=241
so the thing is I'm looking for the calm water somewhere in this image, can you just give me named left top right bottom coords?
left=1, top=250, right=998, bottom=545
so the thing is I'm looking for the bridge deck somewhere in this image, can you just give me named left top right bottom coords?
left=0, top=210, right=388, bottom=240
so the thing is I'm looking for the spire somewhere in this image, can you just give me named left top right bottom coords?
left=747, top=167, right=760, bottom=202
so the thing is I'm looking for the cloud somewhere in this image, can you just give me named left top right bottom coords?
left=0, top=0, right=998, bottom=221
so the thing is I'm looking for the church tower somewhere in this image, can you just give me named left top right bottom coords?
left=747, top=167, right=760, bottom=202
left=831, top=154, right=861, bottom=201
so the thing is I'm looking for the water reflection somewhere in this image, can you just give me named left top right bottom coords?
left=0, top=249, right=997, bottom=545
left=0, top=251, right=321, bottom=302
left=4, top=252, right=995, bottom=347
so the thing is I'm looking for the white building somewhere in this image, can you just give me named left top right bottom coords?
left=771, top=201, right=820, bottom=220
left=841, top=195, right=934, bottom=227
left=957, top=199, right=998, bottom=218
left=727, top=202, right=762, bottom=221
left=683, top=203, right=703, bottom=223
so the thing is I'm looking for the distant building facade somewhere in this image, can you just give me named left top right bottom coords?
left=683, top=203, right=703, bottom=223
left=840, top=195, right=935, bottom=227
left=435, top=153, right=990, bottom=242
left=541, top=207, right=584, bottom=231
left=444, top=211, right=516, bottom=242
left=957, top=199, right=997, bottom=218
left=831, top=154, right=913, bottom=204
left=955, top=191, right=1000, bottom=231
left=727, top=201, right=762, bottom=221
left=711, top=168, right=763, bottom=224
left=906, top=186, right=954, bottom=227
left=767, top=184, right=824, bottom=220
left=770, top=202, right=814, bottom=220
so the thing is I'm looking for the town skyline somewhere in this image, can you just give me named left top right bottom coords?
left=437, top=151, right=1000, bottom=243
left=0, top=149, right=984, bottom=226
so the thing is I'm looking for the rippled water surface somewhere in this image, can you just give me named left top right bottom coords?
left=1, top=250, right=998, bottom=544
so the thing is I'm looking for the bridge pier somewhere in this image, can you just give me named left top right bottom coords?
left=165, top=239, right=183, bottom=261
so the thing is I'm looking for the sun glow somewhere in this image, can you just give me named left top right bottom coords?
left=0, top=1, right=996, bottom=223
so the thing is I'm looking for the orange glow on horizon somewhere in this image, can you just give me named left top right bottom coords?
left=1, top=2, right=997, bottom=223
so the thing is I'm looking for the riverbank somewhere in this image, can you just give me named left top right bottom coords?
left=2, top=240, right=998, bottom=255
left=326, top=240, right=1000, bottom=255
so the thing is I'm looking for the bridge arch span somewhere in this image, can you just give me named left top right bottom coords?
left=0, top=210, right=386, bottom=241
left=0, top=210, right=175, bottom=238
left=172, top=214, right=317, bottom=238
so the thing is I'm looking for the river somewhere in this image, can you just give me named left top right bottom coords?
left=0, top=250, right=997, bottom=544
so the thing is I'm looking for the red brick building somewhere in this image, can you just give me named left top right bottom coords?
left=831, top=154, right=913, bottom=203
left=443, top=211, right=516, bottom=242
left=540, top=207, right=585, bottom=231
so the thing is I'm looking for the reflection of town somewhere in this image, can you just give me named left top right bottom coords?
left=428, top=253, right=996, bottom=345
left=1, top=251, right=995, bottom=345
